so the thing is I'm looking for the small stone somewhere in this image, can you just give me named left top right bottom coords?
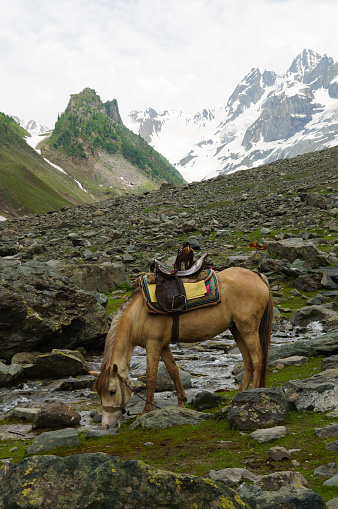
left=268, top=446, right=292, bottom=461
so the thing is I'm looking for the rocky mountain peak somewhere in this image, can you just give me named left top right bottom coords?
left=288, top=49, right=333, bottom=82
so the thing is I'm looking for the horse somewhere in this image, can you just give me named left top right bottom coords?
left=174, top=242, right=194, bottom=270
left=90, top=266, right=273, bottom=430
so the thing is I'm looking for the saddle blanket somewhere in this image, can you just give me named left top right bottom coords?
left=140, top=268, right=221, bottom=314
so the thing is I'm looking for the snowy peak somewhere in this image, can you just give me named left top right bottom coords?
left=126, top=49, right=338, bottom=182
left=11, top=116, right=50, bottom=136
left=287, top=49, right=334, bottom=84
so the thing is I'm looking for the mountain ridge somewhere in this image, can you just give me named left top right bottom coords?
left=126, top=49, right=338, bottom=182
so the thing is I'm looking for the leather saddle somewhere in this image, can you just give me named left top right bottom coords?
left=151, top=253, right=208, bottom=314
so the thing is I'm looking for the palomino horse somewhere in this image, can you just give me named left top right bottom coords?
left=174, top=243, right=194, bottom=270
left=90, top=267, right=273, bottom=430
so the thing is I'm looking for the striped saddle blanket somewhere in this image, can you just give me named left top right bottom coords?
left=139, top=268, right=221, bottom=314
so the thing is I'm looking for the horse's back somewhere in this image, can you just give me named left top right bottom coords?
left=217, top=266, right=270, bottom=317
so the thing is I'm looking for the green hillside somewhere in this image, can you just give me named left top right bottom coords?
left=0, top=113, right=94, bottom=219
left=43, top=88, right=185, bottom=190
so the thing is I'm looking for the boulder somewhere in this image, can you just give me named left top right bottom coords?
left=155, top=365, right=191, bottom=391
left=0, top=260, right=110, bottom=361
left=238, top=481, right=325, bottom=509
left=14, top=349, right=91, bottom=379
left=190, top=390, right=224, bottom=410
left=315, top=423, right=338, bottom=439
left=266, top=238, right=329, bottom=268
left=207, top=467, right=258, bottom=486
left=227, top=388, right=288, bottom=431
left=60, top=262, right=128, bottom=293
left=0, top=453, right=250, bottom=508
left=0, top=362, right=24, bottom=387
left=290, top=305, right=338, bottom=327
left=321, top=355, right=338, bottom=371
left=308, top=330, right=338, bottom=355
left=250, top=426, right=286, bottom=443
left=129, top=406, right=213, bottom=430
left=32, top=400, right=81, bottom=429
left=268, top=446, right=292, bottom=461
left=26, top=428, right=79, bottom=453
left=284, top=370, right=338, bottom=412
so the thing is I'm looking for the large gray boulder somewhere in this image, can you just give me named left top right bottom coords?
left=0, top=260, right=110, bottom=361
left=60, top=262, right=127, bottom=293
left=290, top=305, right=337, bottom=327
left=227, top=388, right=288, bottom=431
left=266, top=238, right=329, bottom=268
left=12, top=349, right=91, bottom=379
left=283, top=369, right=338, bottom=412
left=129, top=406, right=213, bottom=430
left=0, top=453, right=250, bottom=508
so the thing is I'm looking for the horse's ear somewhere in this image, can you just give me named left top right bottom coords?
left=89, top=370, right=100, bottom=378
left=112, top=364, right=118, bottom=374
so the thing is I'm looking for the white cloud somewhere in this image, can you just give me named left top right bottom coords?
left=0, top=0, right=337, bottom=127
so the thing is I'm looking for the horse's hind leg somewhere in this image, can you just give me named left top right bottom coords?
left=161, top=345, right=187, bottom=407
left=230, top=326, right=253, bottom=391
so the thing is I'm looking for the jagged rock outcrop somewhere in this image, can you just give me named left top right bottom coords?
left=0, top=453, right=250, bottom=509
left=0, top=260, right=110, bottom=361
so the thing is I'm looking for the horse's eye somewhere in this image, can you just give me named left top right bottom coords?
left=110, top=390, right=116, bottom=396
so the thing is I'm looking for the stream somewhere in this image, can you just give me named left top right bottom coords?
left=0, top=320, right=323, bottom=437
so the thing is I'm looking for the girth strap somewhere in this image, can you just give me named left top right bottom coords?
left=171, top=313, right=180, bottom=344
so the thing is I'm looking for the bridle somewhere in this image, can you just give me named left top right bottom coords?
left=101, top=372, right=160, bottom=415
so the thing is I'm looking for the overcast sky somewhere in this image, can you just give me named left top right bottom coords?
left=1, top=0, right=337, bottom=128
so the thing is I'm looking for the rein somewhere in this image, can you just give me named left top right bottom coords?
left=102, top=372, right=160, bottom=414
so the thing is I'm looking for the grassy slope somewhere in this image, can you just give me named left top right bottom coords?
left=0, top=113, right=94, bottom=217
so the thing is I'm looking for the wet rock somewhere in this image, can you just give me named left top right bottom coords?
left=227, top=388, right=288, bottom=431
left=129, top=406, right=213, bottom=430
left=270, top=355, right=308, bottom=368
left=0, top=260, right=110, bottom=361
left=190, top=390, right=224, bottom=410
left=315, top=423, right=338, bottom=439
left=207, top=467, right=258, bottom=486
left=250, top=426, right=286, bottom=443
left=308, top=329, right=338, bottom=355
left=290, top=305, right=338, bottom=326
left=0, top=362, right=24, bottom=387
left=16, top=349, right=91, bottom=379
left=26, top=428, right=79, bottom=453
left=284, top=370, right=338, bottom=412
left=321, top=355, right=338, bottom=371
left=154, top=365, right=191, bottom=392
left=268, top=342, right=316, bottom=363
left=0, top=452, right=250, bottom=508
left=6, top=407, right=40, bottom=422
left=32, top=400, right=81, bottom=429
left=268, top=446, right=292, bottom=461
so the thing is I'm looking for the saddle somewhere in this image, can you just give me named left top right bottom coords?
left=151, top=253, right=209, bottom=314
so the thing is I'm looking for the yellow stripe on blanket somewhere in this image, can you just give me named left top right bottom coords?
left=147, top=280, right=207, bottom=303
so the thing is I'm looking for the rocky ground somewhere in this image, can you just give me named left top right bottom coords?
left=0, top=145, right=337, bottom=508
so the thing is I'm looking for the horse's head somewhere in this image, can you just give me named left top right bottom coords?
left=90, top=364, right=132, bottom=430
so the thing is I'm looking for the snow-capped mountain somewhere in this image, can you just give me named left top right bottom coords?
left=126, top=49, right=338, bottom=182
left=11, top=116, right=50, bottom=136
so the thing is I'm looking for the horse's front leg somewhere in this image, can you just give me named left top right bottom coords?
left=142, top=341, right=161, bottom=414
left=161, top=344, right=187, bottom=407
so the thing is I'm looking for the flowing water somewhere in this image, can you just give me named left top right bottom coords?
left=0, top=321, right=323, bottom=436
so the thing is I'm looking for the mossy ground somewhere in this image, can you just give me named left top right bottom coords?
left=1, top=357, right=337, bottom=502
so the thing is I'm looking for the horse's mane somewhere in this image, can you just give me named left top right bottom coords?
left=95, top=288, right=141, bottom=398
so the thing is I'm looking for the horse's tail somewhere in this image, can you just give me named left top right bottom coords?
left=259, top=292, right=273, bottom=387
